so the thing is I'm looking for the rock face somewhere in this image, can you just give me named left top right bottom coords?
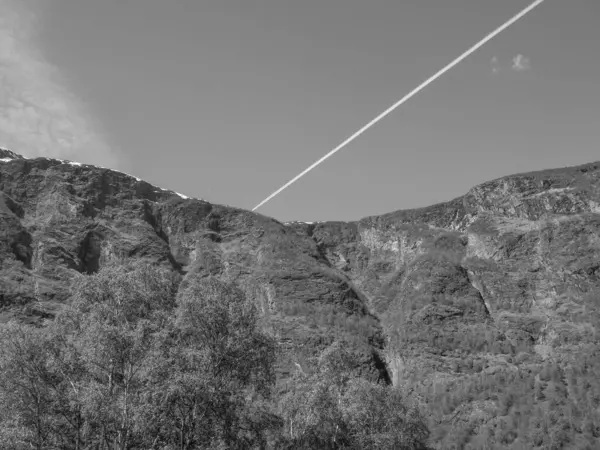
left=2, top=148, right=600, bottom=445
left=0, top=149, right=388, bottom=384
left=305, top=163, right=600, bottom=373
left=302, top=162, right=600, bottom=445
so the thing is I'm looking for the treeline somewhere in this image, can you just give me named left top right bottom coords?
left=425, top=356, right=600, bottom=449
left=0, top=264, right=429, bottom=450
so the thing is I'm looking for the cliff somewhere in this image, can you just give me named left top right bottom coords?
left=2, top=147, right=600, bottom=447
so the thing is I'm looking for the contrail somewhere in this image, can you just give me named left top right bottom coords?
left=253, top=0, right=546, bottom=212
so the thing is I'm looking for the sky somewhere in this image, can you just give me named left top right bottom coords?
left=0, top=0, right=599, bottom=222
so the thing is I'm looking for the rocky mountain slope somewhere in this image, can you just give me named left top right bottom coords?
left=0, top=148, right=389, bottom=384
left=2, top=147, right=600, bottom=447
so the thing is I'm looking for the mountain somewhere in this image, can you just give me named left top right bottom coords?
left=0, top=148, right=389, bottom=385
left=2, top=148, right=600, bottom=447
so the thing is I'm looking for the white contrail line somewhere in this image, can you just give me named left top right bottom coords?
left=252, top=0, right=546, bottom=212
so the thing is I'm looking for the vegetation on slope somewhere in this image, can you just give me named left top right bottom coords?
left=0, top=263, right=428, bottom=450
left=2, top=152, right=600, bottom=449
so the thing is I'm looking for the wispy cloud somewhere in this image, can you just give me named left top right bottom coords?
left=490, top=54, right=532, bottom=74
left=511, top=54, right=531, bottom=71
left=0, top=0, right=117, bottom=167
left=491, top=56, right=499, bottom=73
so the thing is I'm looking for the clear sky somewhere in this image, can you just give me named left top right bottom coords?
left=1, top=0, right=599, bottom=222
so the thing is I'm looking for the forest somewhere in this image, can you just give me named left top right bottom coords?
left=1, top=263, right=599, bottom=449
left=0, top=264, right=429, bottom=450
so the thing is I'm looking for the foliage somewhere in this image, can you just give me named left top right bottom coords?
left=138, top=276, right=279, bottom=449
left=3, top=258, right=597, bottom=449
left=0, top=265, right=278, bottom=449
left=279, top=342, right=430, bottom=449
left=0, top=264, right=429, bottom=449
left=421, top=352, right=600, bottom=449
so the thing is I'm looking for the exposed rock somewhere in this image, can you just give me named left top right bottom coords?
left=2, top=150, right=600, bottom=445
left=0, top=151, right=389, bottom=386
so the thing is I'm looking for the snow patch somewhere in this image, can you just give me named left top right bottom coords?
left=52, top=159, right=83, bottom=167
left=0, top=148, right=27, bottom=159
left=55, top=158, right=141, bottom=181
left=157, top=187, right=204, bottom=201
left=3, top=152, right=207, bottom=203
left=114, top=170, right=142, bottom=181
left=284, top=221, right=323, bottom=225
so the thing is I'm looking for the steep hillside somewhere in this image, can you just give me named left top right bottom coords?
left=298, top=162, right=600, bottom=447
left=2, top=148, right=600, bottom=447
left=0, top=148, right=388, bottom=385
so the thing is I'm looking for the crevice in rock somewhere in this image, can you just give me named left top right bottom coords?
left=78, top=229, right=103, bottom=274
left=205, top=213, right=222, bottom=243
left=142, top=202, right=169, bottom=244
left=1, top=193, right=24, bottom=218
left=313, top=242, right=335, bottom=268
left=465, top=268, right=493, bottom=319
left=141, top=202, right=185, bottom=274
left=206, top=213, right=221, bottom=233
left=10, top=230, right=33, bottom=269
left=372, top=350, right=393, bottom=385
left=167, top=253, right=184, bottom=274
left=93, top=171, right=112, bottom=210
left=81, top=201, right=97, bottom=219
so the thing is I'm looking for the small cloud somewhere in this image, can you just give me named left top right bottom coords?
left=511, top=54, right=531, bottom=72
left=0, top=0, right=118, bottom=168
left=491, top=56, right=499, bottom=73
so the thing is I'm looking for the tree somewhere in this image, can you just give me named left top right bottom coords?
left=0, top=322, right=54, bottom=450
left=341, top=379, right=429, bottom=449
left=280, top=341, right=430, bottom=450
left=139, top=275, right=279, bottom=449
left=0, top=264, right=282, bottom=449
left=50, top=263, right=180, bottom=449
left=0, top=263, right=180, bottom=449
